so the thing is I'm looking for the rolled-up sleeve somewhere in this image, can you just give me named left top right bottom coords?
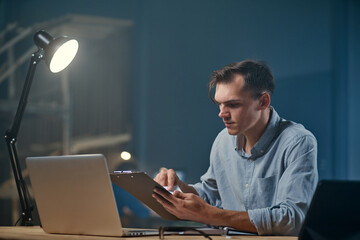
left=248, top=135, right=318, bottom=235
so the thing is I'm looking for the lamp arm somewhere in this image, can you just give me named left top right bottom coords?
left=4, top=48, right=43, bottom=226
left=8, top=49, right=43, bottom=136
left=4, top=135, right=34, bottom=226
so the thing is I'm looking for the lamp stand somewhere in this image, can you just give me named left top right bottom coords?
left=4, top=48, right=44, bottom=226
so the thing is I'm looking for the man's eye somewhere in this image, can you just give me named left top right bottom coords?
left=229, top=103, right=240, bottom=108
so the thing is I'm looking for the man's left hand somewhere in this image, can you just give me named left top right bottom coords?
left=152, top=187, right=215, bottom=224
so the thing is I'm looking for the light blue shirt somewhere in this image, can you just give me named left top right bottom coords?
left=192, top=107, right=318, bottom=236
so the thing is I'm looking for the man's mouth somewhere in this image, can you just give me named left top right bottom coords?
left=224, top=122, right=234, bottom=127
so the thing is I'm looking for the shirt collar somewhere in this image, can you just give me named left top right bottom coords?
left=234, top=106, right=281, bottom=159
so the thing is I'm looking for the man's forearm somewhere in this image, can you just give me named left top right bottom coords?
left=205, top=206, right=258, bottom=233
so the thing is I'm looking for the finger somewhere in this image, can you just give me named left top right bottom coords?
left=152, top=192, right=183, bottom=219
left=152, top=192, right=174, bottom=208
left=153, top=187, right=175, bottom=203
left=154, top=174, right=165, bottom=185
left=172, top=190, right=185, bottom=199
left=154, top=168, right=169, bottom=186
left=167, top=169, right=177, bottom=190
left=153, top=186, right=171, bottom=197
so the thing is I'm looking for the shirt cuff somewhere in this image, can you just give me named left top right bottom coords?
left=248, top=208, right=272, bottom=235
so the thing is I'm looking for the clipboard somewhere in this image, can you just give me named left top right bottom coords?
left=110, top=171, right=179, bottom=220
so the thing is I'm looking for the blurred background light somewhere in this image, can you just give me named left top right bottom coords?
left=120, top=151, right=131, bottom=161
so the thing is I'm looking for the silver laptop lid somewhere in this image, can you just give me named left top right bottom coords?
left=26, top=154, right=124, bottom=236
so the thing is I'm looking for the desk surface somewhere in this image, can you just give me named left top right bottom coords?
left=0, top=227, right=297, bottom=240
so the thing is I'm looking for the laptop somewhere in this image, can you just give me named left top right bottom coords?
left=298, top=180, right=360, bottom=240
left=26, top=154, right=158, bottom=237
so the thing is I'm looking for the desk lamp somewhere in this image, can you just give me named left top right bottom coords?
left=4, top=30, right=78, bottom=226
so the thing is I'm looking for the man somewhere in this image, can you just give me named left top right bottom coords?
left=152, top=60, right=318, bottom=236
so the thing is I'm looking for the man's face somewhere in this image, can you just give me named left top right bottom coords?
left=214, top=74, right=262, bottom=136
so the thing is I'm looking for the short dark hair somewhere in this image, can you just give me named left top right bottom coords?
left=209, top=60, right=275, bottom=102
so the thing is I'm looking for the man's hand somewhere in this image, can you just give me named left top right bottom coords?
left=154, top=168, right=198, bottom=194
left=153, top=187, right=257, bottom=233
left=152, top=187, right=216, bottom=224
left=154, top=168, right=180, bottom=191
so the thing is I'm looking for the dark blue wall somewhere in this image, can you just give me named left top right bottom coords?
left=348, top=0, right=360, bottom=179
left=1, top=0, right=359, bottom=183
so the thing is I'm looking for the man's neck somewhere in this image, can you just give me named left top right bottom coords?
left=241, top=107, right=271, bottom=155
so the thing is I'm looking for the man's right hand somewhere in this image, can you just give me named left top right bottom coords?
left=154, top=168, right=180, bottom=191
left=154, top=167, right=198, bottom=194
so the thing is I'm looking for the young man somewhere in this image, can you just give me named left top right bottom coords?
left=152, top=60, right=318, bottom=236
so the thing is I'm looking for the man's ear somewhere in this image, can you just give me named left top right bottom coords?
left=259, top=92, right=271, bottom=110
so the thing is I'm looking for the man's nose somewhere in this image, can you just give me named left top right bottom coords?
left=218, top=106, right=230, bottom=118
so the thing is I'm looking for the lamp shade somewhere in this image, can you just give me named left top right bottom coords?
left=34, top=30, right=79, bottom=73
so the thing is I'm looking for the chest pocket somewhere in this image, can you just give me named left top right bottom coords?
left=251, top=175, right=277, bottom=208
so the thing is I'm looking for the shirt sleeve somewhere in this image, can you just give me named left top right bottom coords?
left=248, top=135, right=318, bottom=235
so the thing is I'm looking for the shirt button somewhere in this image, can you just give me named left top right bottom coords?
left=245, top=184, right=249, bottom=188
